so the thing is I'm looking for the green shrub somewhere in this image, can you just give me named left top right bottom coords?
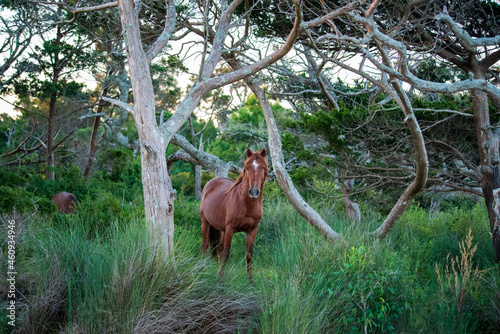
left=25, top=165, right=87, bottom=200
left=174, top=196, right=200, bottom=229
left=72, top=192, right=141, bottom=236
left=0, top=167, right=26, bottom=187
left=0, top=186, right=36, bottom=214
left=330, top=245, right=410, bottom=333
left=171, top=171, right=195, bottom=196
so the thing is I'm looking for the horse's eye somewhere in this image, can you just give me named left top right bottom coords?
left=261, top=167, right=264, bottom=171
left=246, top=167, right=249, bottom=171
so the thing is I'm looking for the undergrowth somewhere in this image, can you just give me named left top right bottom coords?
left=0, top=191, right=499, bottom=333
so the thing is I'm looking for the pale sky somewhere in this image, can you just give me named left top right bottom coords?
left=0, top=95, right=19, bottom=118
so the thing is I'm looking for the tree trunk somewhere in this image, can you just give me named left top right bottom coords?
left=83, top=88, right=108, bottom=181
left=188, top=116, right=202, bottom=200
left=118, top=0, right=175, bottom=253
left=170, top=134, right=240, bottom=177
left=46, top=93, right=57, bottom=181
left=341, top=178, right=361, bottom=222
left=246, top=78, right=342, bottom=241
left=195, top=137, right=203, bottom=201
left=471, top=67, right=500, bottom=262
left=114, top=0, right=304, bottom=253
left=138, top=128, right=175, bottom=252
left=371, top=82, right=428, bottom=238
left=46, top=27, right=63, bottom=181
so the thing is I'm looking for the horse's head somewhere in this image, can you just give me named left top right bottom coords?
left=243, top=148, right=268, bottom=198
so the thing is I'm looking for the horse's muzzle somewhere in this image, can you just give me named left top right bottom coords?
left=249, top=187, right=260, bottom=198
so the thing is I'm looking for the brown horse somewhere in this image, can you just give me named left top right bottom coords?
left=52, top=192, right=79, bottom=214
left=200, top=148, right=268, bottom=282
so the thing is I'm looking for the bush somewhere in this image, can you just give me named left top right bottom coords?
left=0, top=186, right=42, bottom=214
left=327, top=245, right=410, bottom=333
left=0, top=167, right=26, bottom=187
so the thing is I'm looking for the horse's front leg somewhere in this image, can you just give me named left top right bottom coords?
left=246, top=228, right=258, bottom=284
left=218, top=225, right=235, bottom=281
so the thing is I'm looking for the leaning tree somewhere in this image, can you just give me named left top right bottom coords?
left=30, top=0, right=366, bottom=253
left=267, top=0, right=500, bottom=259
left=342, top=0, right=500, bottom=259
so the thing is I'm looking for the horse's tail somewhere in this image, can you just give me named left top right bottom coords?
left=208, top=225, right=222, bottom=259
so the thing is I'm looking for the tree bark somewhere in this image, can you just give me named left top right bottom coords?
left=196, top=138, right=203, bottom=201
left=118, top=0, right=175, bottom=253
left=371, top=80, right=428, bottom=238
left=170, top=134, right=241, bottom=177
left=471, top=67, right=500, bottom=262
left=341, top=178, right=361, bottom=223
left=493, top=188, right=500, bottom=261
left=246, top=77, right=342, bottom=241
left=83, top=88, right=108, bottom=181
left=46, top=92, right=57, bottom=181
left=46, top=26, right=63, bottom=181
left=111, top=0, right=302, bottom=254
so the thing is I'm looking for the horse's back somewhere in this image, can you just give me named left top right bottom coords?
left=202, top=177, right=233, bottom=196
left=52, top=191, right=79, bottom=214
left=200, top=177, right=234, bottom=230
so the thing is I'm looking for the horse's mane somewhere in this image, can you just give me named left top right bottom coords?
left=226, top=153, right=268, bottom=193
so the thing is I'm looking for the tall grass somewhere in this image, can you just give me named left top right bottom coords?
left=1, top=209, right=257, bottom=334
left=1, top=194, right=499, bottom=333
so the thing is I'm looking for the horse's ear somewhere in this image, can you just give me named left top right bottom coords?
left=246, top=148, right=253, bottom=157
left=260, top=148, right=266, bottom=158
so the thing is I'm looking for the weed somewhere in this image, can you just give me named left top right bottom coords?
left=435, top=228, right=485, bottom=324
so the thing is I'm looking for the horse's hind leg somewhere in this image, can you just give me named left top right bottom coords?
left=201, top=214, right=210, bottom=258
left=246, top=228, right=258, bottom=284
left=218, top=226, right=235, bottom=281
left=218, top=231, right=224, bottom=259
left=209, top=226, right=221, bottom=259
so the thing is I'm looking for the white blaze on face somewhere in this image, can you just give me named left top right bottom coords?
left=248, top=159, right=261, bottom=198
left=252, top=160, right=260, bottom=169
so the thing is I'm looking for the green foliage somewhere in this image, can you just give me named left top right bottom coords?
left=234, top=0, right=294, bottom=38
left=434, top=229, right=486, bottom=330
left=91, top=148, right=143, bottom=201
left=174, top=196, right=201, bottom=230
left=71, top=192, right=142, bottom=236
left=0, top=166, right=26, bottom=187
left=13, top=38, right=93, bottom=100
left=0, top=114, right=15, bottom=153
left=414, top=57, right=467, bottom=83
left=331, top=246, right=410, bottom=333
left=229, top=95, right=265, bottom=126
left=26, top=165, right=87, bottom=200
left=171, top=171, right=195, bottom=195
left=0, top=186, right=37, bottom=214
left=281, top=131, right=314, bottom=161
left=202, top=94, right=273, bottom=165
left=206, top=138, right=246, bottom=163
left=0, top=167, right=59, bottom=214
left=299, top=109, right=346, bottom=150
left=0, top=213, right=256, bottom=334
left=279, top=81, right=480, bottom=212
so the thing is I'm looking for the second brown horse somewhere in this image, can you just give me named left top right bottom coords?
left=52, top=191, right=79, bottom=214
left=200, top=148, right=268, bottom=282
